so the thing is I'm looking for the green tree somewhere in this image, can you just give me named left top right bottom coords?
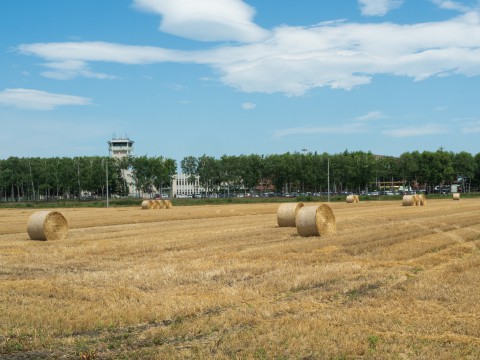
left=197, top=155, right=219, bottom=195
left=180, top=156, right=198, bottom=184
left=454, top=151, right=476, bottom=192
left=131, top=156, right=155, bottom=197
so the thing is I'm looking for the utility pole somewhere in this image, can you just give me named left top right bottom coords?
left=327, top=157, right=330, bottom=203
left=106, top=159, right=109, bottom=208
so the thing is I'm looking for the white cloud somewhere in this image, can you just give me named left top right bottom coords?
left=0, top=88, right=92, bottom=110
left=359, top=0, right=404, bottom=16
left=241, top=102, right=256, bottom=110
left=461, top=119, right=480, bottom=133
left=273, top=123, right=366, bottom=139
left=133, top=0, right=269, bottom=42
left=382, top=123, right=449, bottom=137
left=355, top=110, right=388, bottom=121
left=430, top=0, right=472, bottom=12
left=17, top=10, right=480, bottom=95
left=41, top=60, right=116, bottom=80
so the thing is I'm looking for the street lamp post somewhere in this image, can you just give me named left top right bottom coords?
left=106, top=159, right=109, bottom=208
left=327, top=157, right=330, bottom=203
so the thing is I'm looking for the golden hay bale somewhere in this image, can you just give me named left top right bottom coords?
left=419, top=194, right=427, bottom=206
left=153, top=200, right=162, bottom=209
left=346, top=195, right=355, bottom=203
left=27, top=211, right=68, bottom=241
left=414, top=194, right=420, bottom=206
left=295, top=204, right=336, bottom=237
left=453, top=193, right=460, bottom=200
left=163, top=200, right=172, bottom=209
left=141, top=200, right=154, bottom=210
left=354, top=195, right=360, bottom=203
left=402, top=195, right=415, bottom=206
left=277, top=202, right=304, bottom=227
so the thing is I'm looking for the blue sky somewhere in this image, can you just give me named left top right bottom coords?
left=1, top=0, right=480, bottom=162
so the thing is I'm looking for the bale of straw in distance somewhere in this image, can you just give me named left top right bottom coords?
left=402, top=195, right=415, bottom=206
left=295, top=204, right=336, bottom=237
left=163, top=200, right=172, bottom=209
left=27, top=210, right=68, bottom=241
left=419, top=194, right=426, bottom=206
left=414, top=194, right=420, bottom=206
left=141, top=200, right=155, bottom=210
left=346, top=195, right=355, bottom=203
left=354, top=195, right=360, bottom=203
left=453, top=193, right=460, bottom=200
left=153, top=200, right=162, bottom=209
left=277, top=202, right=304, bottom=227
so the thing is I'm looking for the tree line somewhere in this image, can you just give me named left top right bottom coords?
left=181, top=149, right=479, bottom=196
left=1, top=148, right=479, bottom=201
left=0, top=156, right=176, bottom=201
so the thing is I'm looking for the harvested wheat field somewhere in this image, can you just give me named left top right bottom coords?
left=1, top=199, right=480, bottom=359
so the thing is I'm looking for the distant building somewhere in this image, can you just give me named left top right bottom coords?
left=108, top=136, right=136, bottom=195
left=108, top=137, right=134, bottom=159
left=171, top=174, right=201, bottom=198
left=108, top=137, right=203, bottom=198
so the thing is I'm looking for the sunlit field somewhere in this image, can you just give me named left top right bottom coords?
left=1, top=199, right=480, bottom=359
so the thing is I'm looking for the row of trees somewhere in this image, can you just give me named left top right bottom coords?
left=180, top=149, right=480, bottom=195
left=0, top=156, right=176, bottom=201
left=1, top=149, right=479, bottom=201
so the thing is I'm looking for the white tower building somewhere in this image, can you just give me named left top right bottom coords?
left=108, top=137, right=136, bottom=195
left=108, top=137, right=134, bottom=159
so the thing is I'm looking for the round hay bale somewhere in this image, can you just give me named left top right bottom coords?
left=414, top=194, right=420, bottom=206
left=163, top=200, right=172, bottom=209
left=153, top=200, right=162, bottom=209
left=453, top=193, right=460, bottom=200
left=346, top=195, right=354, bottom=203
left=419, top=194, right=426, bottom=206
left=27, top=211, right=68, bottom=241
left=295, top=204, right=336, bottom=237
left=141, top=200, right=154, bottom=210
left=277, top=202, right=304, bottom=227
left=402, top=195, right=415, bottom=206
left=354, top=195, right=360, bottom=203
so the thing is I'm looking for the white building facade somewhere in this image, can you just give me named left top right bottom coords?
left=171, top=174, right=202, bottom=197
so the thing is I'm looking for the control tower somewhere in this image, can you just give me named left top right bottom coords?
left=108, top=136, right=135, bottom=195
left=108, top=137, right=134, bottom=159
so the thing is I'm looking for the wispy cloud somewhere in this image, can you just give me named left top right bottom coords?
left=382, top=123, right=449, bottom=137
left=355, top=110, right=388, bottom=121
left=359, top=0, right=404, bottom=16
left=273, top=123, right=366, bottom=139
left=163, top=83, right=188, bottom=91
left=17, top=3, right=480, bottom=96
left=0, top=88, right=92, bottom=110
left=41, top=60, right=116, bottom=80
left=461, top=119, right=480, bottom=133
left=241, top=102, right=256, bottom=110
left=133, top=0, right=269, bottom=42
left=430, top=0, right=472, bottom=12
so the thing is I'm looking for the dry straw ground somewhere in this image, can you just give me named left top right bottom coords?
left=1, top=199, right=480, bottom=359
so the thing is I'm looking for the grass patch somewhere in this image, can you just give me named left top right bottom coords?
left=1, top=192, right=479, bottom=209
